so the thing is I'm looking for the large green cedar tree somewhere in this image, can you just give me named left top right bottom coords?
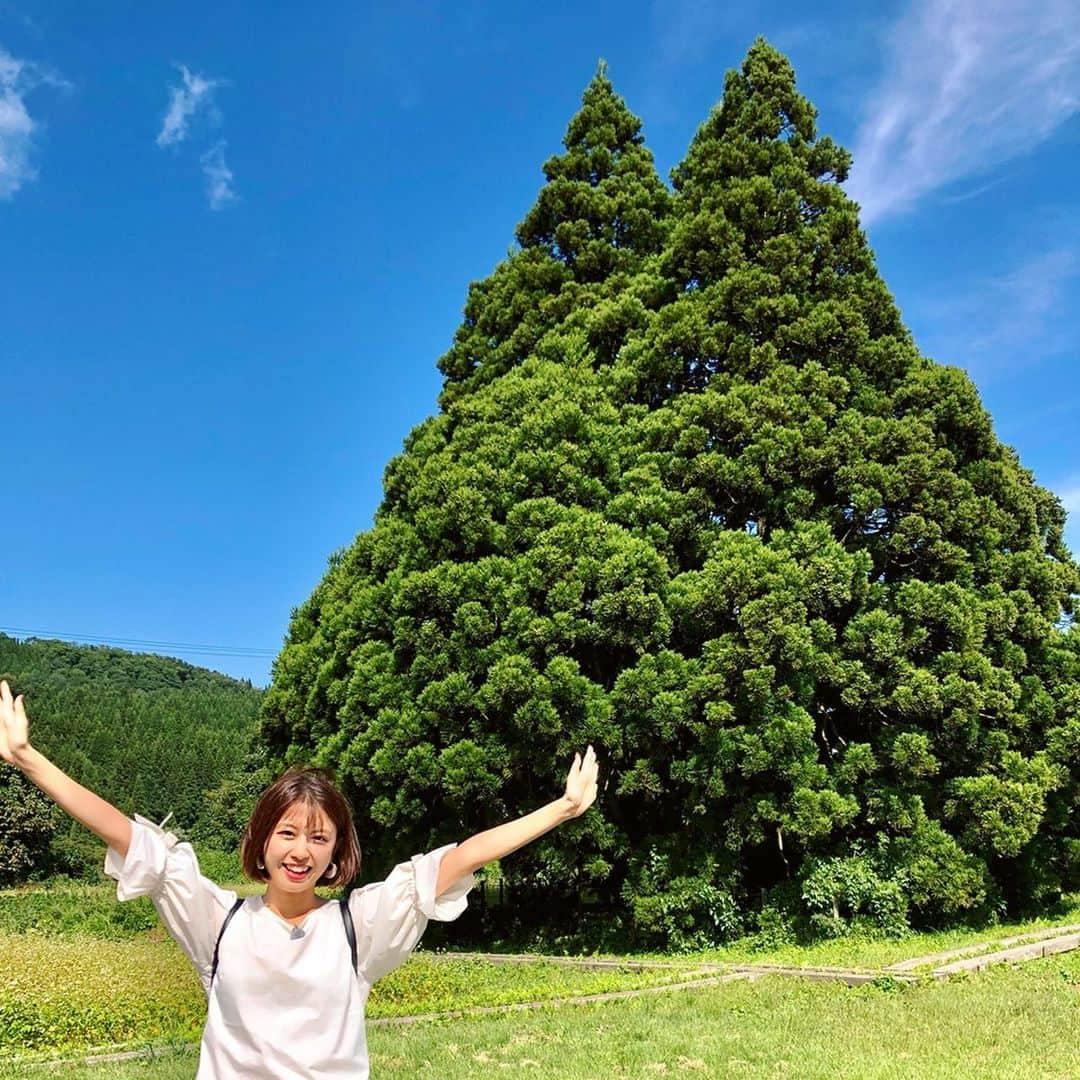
left=261, top=65, right=671, bottom=922
left=260, top=44, right=1079, bottom=948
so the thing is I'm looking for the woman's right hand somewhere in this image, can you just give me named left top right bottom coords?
left=0, top=679, right=32, bottom=767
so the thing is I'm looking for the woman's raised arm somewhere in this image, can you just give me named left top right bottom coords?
left=434, top=745, right=600, bottom=897
left=1, top=679, right=132, bottom=859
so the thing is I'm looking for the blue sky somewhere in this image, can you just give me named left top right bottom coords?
left=3, top=1, right=1078, bottom=686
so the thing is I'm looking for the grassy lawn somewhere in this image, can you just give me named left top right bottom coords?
left=4, top=879, right=1080, bottom=1075
left=5, top=951, right=1080, bottom=1079
left=0, top=935, right=724, bottom=1066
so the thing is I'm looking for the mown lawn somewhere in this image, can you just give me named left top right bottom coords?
left=5, top=951, right=1080, bottom=1079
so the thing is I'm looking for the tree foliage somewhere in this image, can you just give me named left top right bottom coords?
left=262, top=43, right=1079, bottom=946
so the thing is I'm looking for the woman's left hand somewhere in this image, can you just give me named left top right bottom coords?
left=563, top=745, right=599, bottom=818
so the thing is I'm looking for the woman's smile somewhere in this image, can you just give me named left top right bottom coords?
left=263, top=805, right=338, bottom=907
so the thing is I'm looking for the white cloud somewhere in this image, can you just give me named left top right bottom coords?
left=157, top=63, right=237, bottom=210
left=0, top=48, right=34, bottom=198
left=846, top=0, right=1080, bottom=226
left=200, top=140, right=236, bottom=210
left=0, top=45, right=63, bottom=199
left=156, top=64, right=223, bottom=148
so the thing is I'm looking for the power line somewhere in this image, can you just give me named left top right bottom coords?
left=0, top=625, right=278, bottom=660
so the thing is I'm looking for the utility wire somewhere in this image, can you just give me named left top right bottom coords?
left=0, top=625, right=278, bottom=659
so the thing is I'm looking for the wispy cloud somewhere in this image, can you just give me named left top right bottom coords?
left=0, top=44, right=64, bottom=199
left=1060, top=485, right=1080, bottom=516
left=967, top=249, right=1077, bottom=358
left=847, top=0, right=1080, bottom=226
left=911, top=246, right=1078, bottom=379
left=200, top=140, right=235, bottom=210
left=156, top=64, right=222, bottom=148
left=0, top=4, right=44, bottom=38
left=156, top=63, right=237, bottom=210
left=0, top=47, right=35, bottom=197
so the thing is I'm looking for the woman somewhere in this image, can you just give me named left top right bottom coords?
left=0, top=679, right=599, bottom=1077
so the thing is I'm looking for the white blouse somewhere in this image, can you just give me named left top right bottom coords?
left=103, top=813, right=475, bottom=1078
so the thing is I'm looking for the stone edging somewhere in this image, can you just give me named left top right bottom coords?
left=885, top=923, right=1080, bottom=972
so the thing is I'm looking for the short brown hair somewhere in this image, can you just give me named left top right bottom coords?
left=240, top=764, right=361, bottom=889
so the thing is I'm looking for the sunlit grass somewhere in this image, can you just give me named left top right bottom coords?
left=4, top=878, right=1080, bottom=1075
left=8, top=951, right=1080, bottom=1079
left=0, top=933, right=720, bottom=1067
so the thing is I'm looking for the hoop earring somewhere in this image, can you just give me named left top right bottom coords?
left=324, top=862, right=338, bottom=879
left=256, top=858, right=265, bottom=871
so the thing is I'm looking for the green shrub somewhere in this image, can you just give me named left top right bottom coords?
left=747, top=905, right=797, bottom=952
left=800, top=853, right=910, bottom=938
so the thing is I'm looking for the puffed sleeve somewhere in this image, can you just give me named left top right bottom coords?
left=349, top=842, right=475, bottom=984
left=103, top=812, right=237, bottom=994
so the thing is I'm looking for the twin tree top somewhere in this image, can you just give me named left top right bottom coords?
left=260, top=40, right=1080, bottom=948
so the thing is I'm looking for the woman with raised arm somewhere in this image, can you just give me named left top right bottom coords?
left=0, top=679, right=600, bottom=1078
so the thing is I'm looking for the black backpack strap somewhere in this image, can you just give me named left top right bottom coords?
left=339, top=898, right=357, bottom=974
left=211, top=897, right=246, bottom=987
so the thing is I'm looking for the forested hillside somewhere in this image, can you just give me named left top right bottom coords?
left=0, top=634, right=262, bottom=885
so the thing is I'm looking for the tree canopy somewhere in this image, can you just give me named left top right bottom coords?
left=260, top=41, right=1079, bottom=948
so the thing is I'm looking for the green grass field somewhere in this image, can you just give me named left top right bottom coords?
left=6, top=953, right=1080, bottom=1079
left=3, top=880, right=1080, bottom=1077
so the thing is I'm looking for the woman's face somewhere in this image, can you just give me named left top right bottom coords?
left=262, top=802, right=339, bottom=892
